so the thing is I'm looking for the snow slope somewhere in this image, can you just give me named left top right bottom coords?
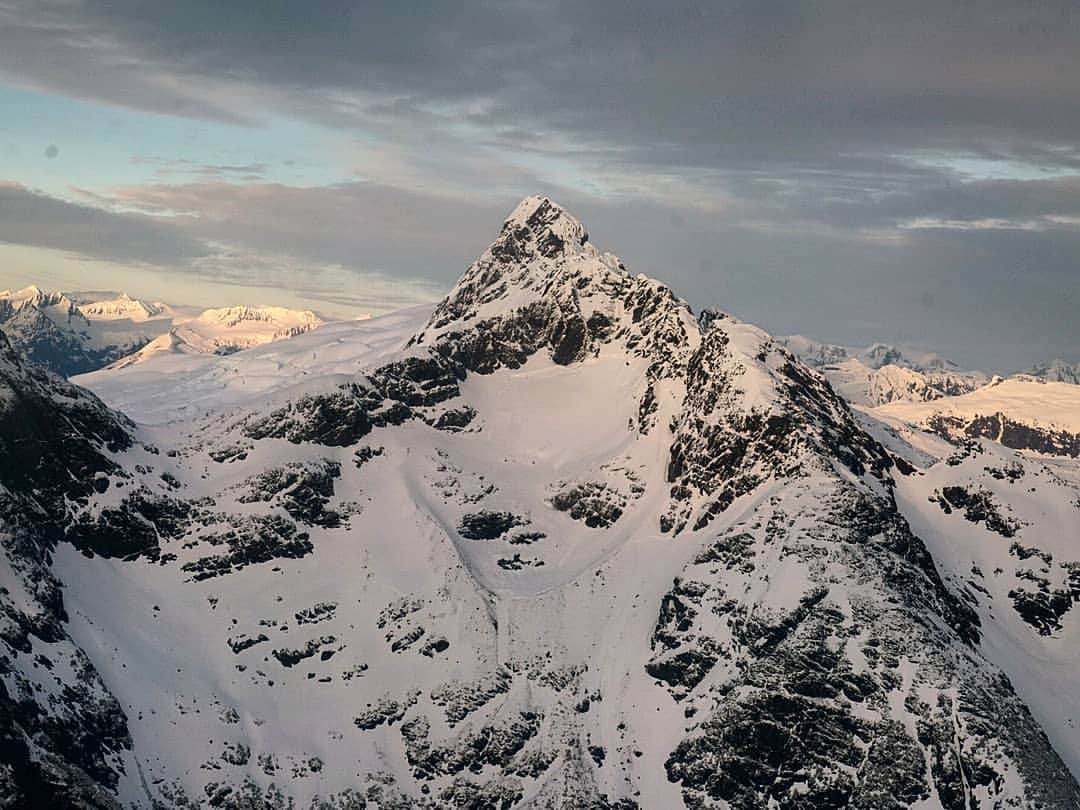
left=891, top=439, right=1080, bottom=773
left=76, top=308, right=422, bottom=424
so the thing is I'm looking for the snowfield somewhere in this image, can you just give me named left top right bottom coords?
left=76, top=309, right=415, bottom=424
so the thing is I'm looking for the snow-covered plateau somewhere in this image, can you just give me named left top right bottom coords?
left=1, top=197, right=1079, bottom=809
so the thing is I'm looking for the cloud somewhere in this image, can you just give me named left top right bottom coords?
left=0, top=181, right=209, bottom=265
left=129, top=156, right=270, bottom=181
left=3, top=1, right=1078, bottom=157
left=94, top=179, right=509, bottom=284
left=0, top=179, right=459, bottom=313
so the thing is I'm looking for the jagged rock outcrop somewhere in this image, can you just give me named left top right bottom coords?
left=0, top=329, right=134, bottom=807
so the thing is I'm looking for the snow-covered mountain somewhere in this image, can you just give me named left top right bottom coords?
left=782, top=335, right=964, bottom=374
left=0, top=327, right=138, bottom=806
left=76, top=291, right=174, bottom=322
left=3, top=197, right=1080, bottom=808
left=782, top=335, right=988, bottom=407
left=1025, top=358, right=1080, bottom=385
left=173, top=305, right=325, bottom=354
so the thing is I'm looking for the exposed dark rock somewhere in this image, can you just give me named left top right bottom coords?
left=934, top=485, right=1020, bottom=537
left=221, top=743, right=250, bottom=766
left=227, top=634, right=269, bottom=654
left=457, top=511, right=525, bottom=540
left=242, top=351, right=459, bottom=446
left=67, top=489, right=199, bottom=560
left=437, top=777, right=523, bottom=810
left=181, top=515, right=313, bottom=581
left=295, top=601, right=337, bottom=625
left=662, top=326, right=894, bottom=534
left=496, top=554, right=545, bottom=570
left=401, top=710, right=542, bottom=778
left=507, top=530, right=546, bottom=545
left=390, top=625, right=426, bottom=653
left=377, top=595, right=425, bottom=629
left=431, top=669, right=512, bottom=726
left=238, top=459, right=342, bottom=527
left=353, top=444, right=385, bottom=468
left=551, top=481, right=626, bottom=528
left=985, top=461, right=1024, bottom=482
left=0, top=331, right=135, bottom=807
left=354, top=694, right=415, bottom=731
left=927, top=412, right=1080, bottom=458
left=645, top=647, right=718, bottom=695
left=420, top=637, right=450, bottom=657
left=432, top=405, right=478, bottom=431
left=1010, top=585, right=1073, bottom=635
left=208, top=444, right=252, bottom=463
left=272, top=636, right=336, bottom=668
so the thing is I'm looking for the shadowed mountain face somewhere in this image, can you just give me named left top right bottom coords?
left=0, top=329, right=133, bottom=808
left=2, top=198, right=1079, bottom=809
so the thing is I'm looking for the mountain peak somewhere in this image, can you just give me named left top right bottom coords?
left=411, top=195, right=699, bottom=379
left=492, top=195, right=591, bottom=262
left=415, top=196, right=635, bottom=339
left=77, top=292, right=172, bottom=322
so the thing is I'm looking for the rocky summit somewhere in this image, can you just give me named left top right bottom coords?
left=1, top=197, right=1079, bottom=809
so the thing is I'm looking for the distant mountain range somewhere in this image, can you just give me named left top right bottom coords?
left=779, top=334, right=990, bottom=407
left=1025, top=358, right=1080, bottom=385
left=778, top=335, right=1080, bottom=458
left=2, top=282, right=1073, bottom=402
left=0, top=285, right=327, bottom=376
left=779, top=334, right=1079, bottom=408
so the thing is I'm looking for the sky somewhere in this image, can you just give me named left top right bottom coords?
left=0, top=1, right=1078, bottom=371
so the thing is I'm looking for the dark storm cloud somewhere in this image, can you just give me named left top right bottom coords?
left=575, top=198, right=1080, bottom=372
left=0, top=0, right=1078, bottom=370
left=0, top=181, right=209, bottom=265
left=4, top=0, right=1079, bottom=153
left=100, top=180, right=506, bottom=282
